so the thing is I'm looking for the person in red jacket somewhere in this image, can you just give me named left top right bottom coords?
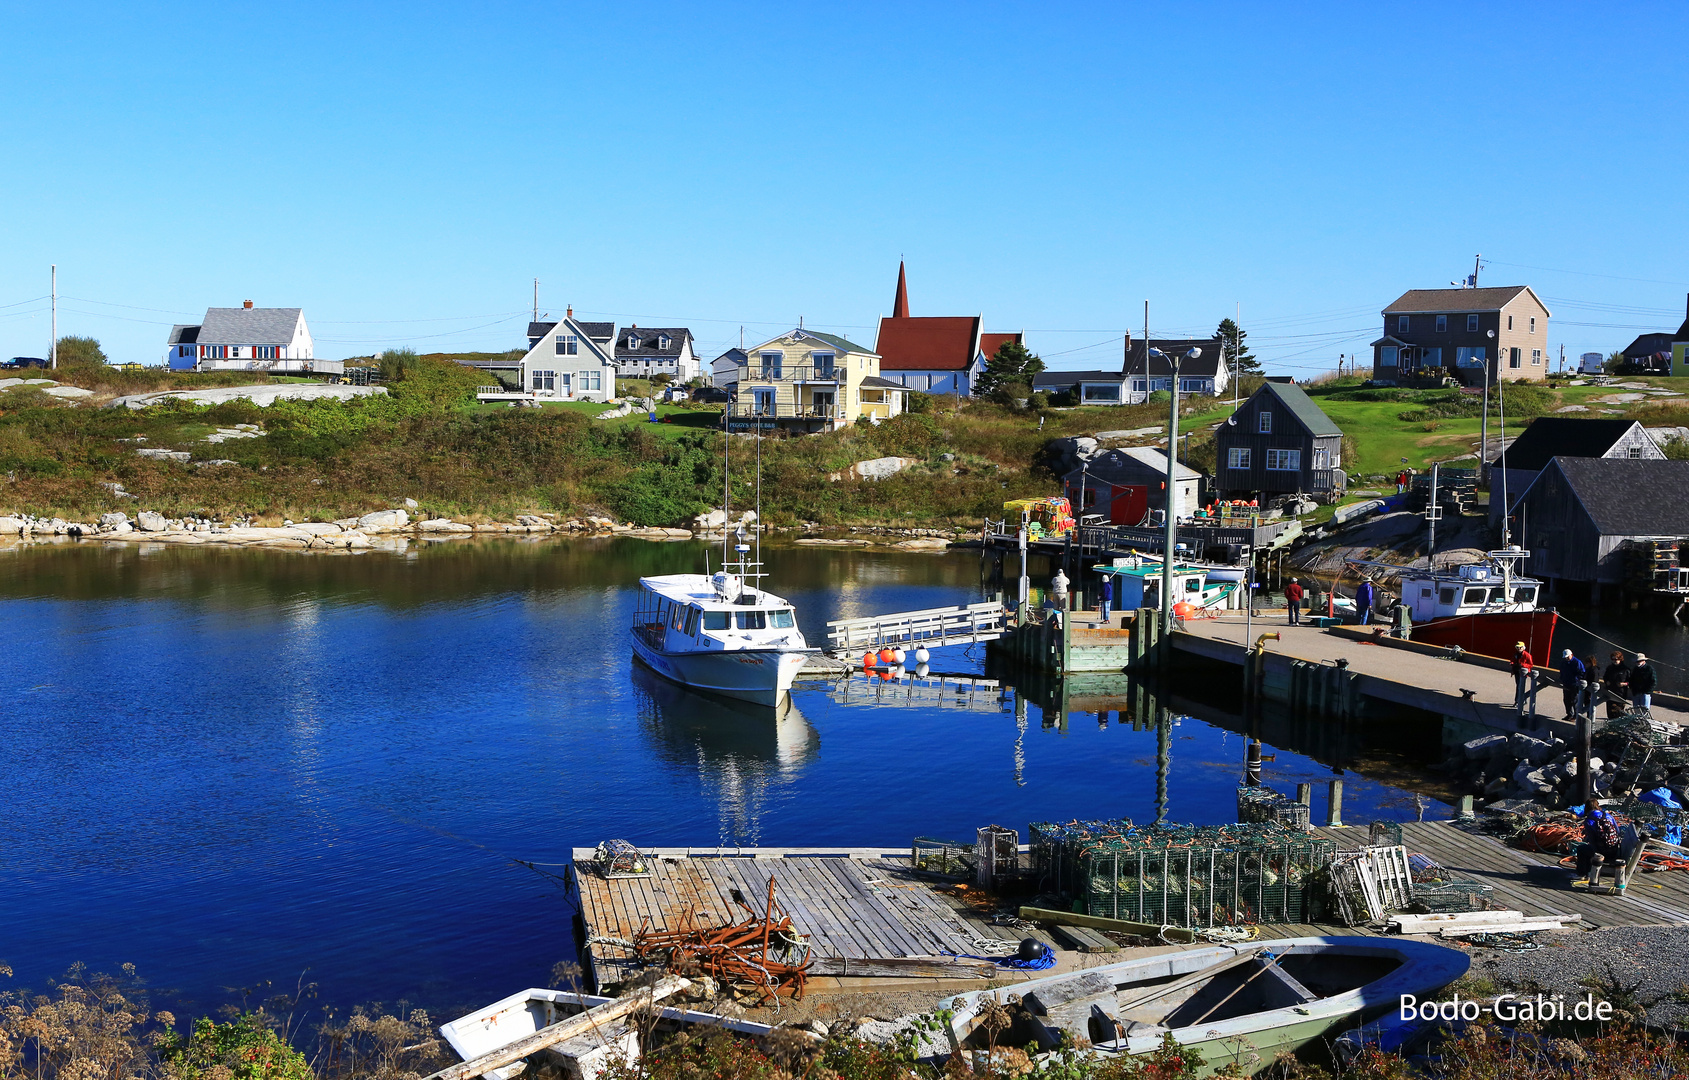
left=1512, top=641, right=1535, bottom=713
left=1284, top=577, right=1305, bottom=625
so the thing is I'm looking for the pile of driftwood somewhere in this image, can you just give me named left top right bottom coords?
left=634, top=876, right=812, bottom=1004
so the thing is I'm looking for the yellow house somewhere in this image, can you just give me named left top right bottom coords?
left=729, top=328, right=907, bottom=433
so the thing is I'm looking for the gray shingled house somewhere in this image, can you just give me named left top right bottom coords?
left=1212, top=380, right=1345, bottom=499
left=167, top=302, right=330, bottom=373
left=1489, top=417, right=1663, bottom=525
left=1512, top=456, right=1689, bottom=599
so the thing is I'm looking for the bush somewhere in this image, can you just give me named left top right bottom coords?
left=55, top=335, right=109, bottom=369
left=905, top=391, right=934, bottom=414
left=159, top=1014, right=311, bottom=1080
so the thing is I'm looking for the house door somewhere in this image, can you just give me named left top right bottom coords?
left=810, top=390, right=835, bottom=418
left=1109, top=485, right=1148, bottom=525
left=558, top=373, right=572, bottom=398
left=753, top=388, right=776, bottom=416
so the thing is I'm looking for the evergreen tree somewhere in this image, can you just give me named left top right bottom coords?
left=54, top=335, right=108, bottom=368
left=975, top=340, right=1046, bottom=398
left=1216, top=318, right=1260, bottom=378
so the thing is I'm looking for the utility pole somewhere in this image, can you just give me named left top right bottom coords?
left=1472, top=253, right=1481, bottom=288
left=49, top=264, right=57, bottom=370
left=532, top=279, right=538, bottom=324
left=1233, top=301, right=1241, bottom=411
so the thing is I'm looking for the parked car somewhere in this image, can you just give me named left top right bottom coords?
left=690, top=386, right=730, bottom=403
left=3, top=357, right=49, bottom=370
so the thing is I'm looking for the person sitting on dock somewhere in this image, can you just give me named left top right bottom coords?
left=1559, top=649, right=1587, bottom=722
left=1284, top=577, right=1304, bottom=625
left=1511, top=642, right=1535, bottom=713
left=1603, top=651, right=1630, bottom=719
left=1576, top=803, right=1622, bottom=885
left=1629, top=653, right=1656, bottom=714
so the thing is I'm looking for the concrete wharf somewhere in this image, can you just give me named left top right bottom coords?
left=1172, top=612, right=1689, bottom=743
left=568, top=822, right=1689, bottom=997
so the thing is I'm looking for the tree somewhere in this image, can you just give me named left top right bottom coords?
left=54, top=335, right=108, bottom=368
left=1216, top=318, right=1260, bottom=379
left=378, top=347, right=418, bottom=382
left=976, top=340, right=1045, bottom=398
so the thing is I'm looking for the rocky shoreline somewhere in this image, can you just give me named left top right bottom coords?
left=0, top=507, right=972, bottom=553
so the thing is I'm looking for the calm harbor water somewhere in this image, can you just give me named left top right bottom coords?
left=6, top=537, right=1663, bottom=1022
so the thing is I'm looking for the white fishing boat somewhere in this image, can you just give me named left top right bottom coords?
left=945, top=936, right=1468, bottom=1078
left=631, top=552, right=816, bottom=707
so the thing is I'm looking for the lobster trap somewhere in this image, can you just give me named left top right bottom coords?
left=1032, top=819, right=1334, bottom=928
left=912, top=836, right=976, bottom=877
left=591, top=839, right=651, bottom=879
left=1237, top=786, right=1311, bottom=831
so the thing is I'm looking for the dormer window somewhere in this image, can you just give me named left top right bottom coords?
left=658, top=334, right=670, bottom=350
left=627, top=334, right=640, bottom=350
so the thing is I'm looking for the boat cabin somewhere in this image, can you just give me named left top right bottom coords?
left=1092, top=560, right=1212, bottom=612
left=633, top=573, right=802, bottom=654
left=1400, top=561, right=1541, bottom=624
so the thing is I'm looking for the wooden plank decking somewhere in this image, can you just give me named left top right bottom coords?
left=571, top=824, right=1689, bottom=992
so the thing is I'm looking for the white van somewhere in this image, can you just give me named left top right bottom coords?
left=1578, top=352, right=1607, bottom=375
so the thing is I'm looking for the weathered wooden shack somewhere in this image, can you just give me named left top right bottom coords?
left=1490, top=416, right=1662, bottom=524
left=1063, top=447, right=1202, bottom=524
left=1513, top=455, right=1689, bottom=599
left=1213, top=380, right=1345, bottom=499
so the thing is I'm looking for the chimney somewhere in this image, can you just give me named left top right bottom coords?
left=1122, top=330, right=1133, bottom=368
left=243, top=300, right=253, bottom=309
left=566, top=306, right=572, bottom=319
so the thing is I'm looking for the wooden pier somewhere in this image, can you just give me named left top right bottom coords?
left=825, top=602, right=1006, bottom=653
left=568, top=821, right=1689, bottom=997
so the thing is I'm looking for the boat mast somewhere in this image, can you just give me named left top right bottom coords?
left=722, top=408, right=731, bottom=575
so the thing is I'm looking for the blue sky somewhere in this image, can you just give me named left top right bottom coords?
left=2, top=2, right=1685, bottom=372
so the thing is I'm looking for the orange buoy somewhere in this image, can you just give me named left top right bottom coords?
left=879, top=648, right=897, bottom=665
left=1173, top=601, right=1195, bottom=619
left=863, top=652, right=876, bottom=668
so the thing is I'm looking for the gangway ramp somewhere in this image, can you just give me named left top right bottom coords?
left=826, top=601, right=1005, bottom=653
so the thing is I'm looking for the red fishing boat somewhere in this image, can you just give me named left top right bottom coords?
left=1396, top=548, right=1556, bottom=660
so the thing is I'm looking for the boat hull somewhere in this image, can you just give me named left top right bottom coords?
left=631, top=635, right=813, bottom=707
left=1409, top=609, right=1556, bottom=661
left=946, top=936, right=1469, bottom=1080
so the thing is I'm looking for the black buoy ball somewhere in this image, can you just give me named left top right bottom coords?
left=1018, top=937, right=1045, bottom=962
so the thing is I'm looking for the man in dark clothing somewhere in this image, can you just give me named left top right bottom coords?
left=1576, top=804, right=1623, bottom=882
left=1099, top=573, right=1114, bottom=624
left=1558, top=649, right=1586, bottom=720
left=1630, top=653, right=1657, bottom=712
left=1284, top=578, right=1304, bottom=625
left=1602, top=652, right=1630, bottom=719
left=1354, top=578, right=1376, bottom=626
left=1511, top=642, right=1534, bottom=712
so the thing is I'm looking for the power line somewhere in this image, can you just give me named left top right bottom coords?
left=1486, top=260, right=1689, bottom=289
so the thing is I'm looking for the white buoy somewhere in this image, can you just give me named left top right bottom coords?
left=914, top=646, right=930, bottom=664
left=892, top=647, right=906, bottom=664
left=915, top=662, right=930, bottom=678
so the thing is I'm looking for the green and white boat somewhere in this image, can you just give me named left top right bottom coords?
left=945, top=936, right=1468, bottom=1078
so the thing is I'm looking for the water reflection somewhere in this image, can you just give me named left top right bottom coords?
left=629, top=665, right=818, bottom=847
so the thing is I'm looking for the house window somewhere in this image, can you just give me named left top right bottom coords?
left=1258, top=411, right=1272, bottom=434
left=812, top=353, right=835, bottom=378
left=1180, top=378, right=1206, bottom=393
left=1467, top=314, right=1479, bottom=332
left=1398, top=315, right=1409, bottom=333
left=1083, top=383, right=1121, bottom=402
left=658, top=334, right=670, bottom=350
left=1530, top=317, right=1536, bottom=334
left=1436, top=315, right=1447, bottom=333
left=627, top=335, right=639, bottom=350
left=532, top=370, right=556, bottom=391
left=1629, top=445, right=1643, bottom=459
left=556, top=335, right=578, bottom=356
left=1266, top=449, right=1301, bottom=471
left=1507, top=315, right=1514, bottom=330
left=760, top=351, right=783, bottom=378
left=1422, top=347, right=1443, bottom=368
left=1455, top=347, right=1486, bottom=367
left=581, top=371, right=602, bottom=391
left=1132, top=379, right=1147, bottom=392
left=1227, top=447, right=1251, bottom=469
left=1379, top=346, right=1398, bottom=366
left=1509, top=348, right=1521, bottom=369
left=1532, top=349, right=1542, bottom=365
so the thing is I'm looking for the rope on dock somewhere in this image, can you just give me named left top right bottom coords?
left=1556, top=611, right=1687, bottom=673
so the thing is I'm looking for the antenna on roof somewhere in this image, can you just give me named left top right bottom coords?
left=533, top=278, right=539, bottom=323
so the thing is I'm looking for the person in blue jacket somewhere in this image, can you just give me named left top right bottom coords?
left=1099, top=573, right=1114, bottom=624
left=1558, top=649, right=1587, bottom=721
left=1354, top=578, right=1376, bottom=625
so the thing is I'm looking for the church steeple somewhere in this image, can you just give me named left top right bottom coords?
left=892, top=261, right=910, bottom=318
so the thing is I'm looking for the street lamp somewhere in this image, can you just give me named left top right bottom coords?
left=1148, top=344, right=1204, bottom=629
left=1481, top=329, right=1496, bottom=484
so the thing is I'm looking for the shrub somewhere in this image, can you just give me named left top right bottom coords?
left=158, top=1014, right=311, bottom=1080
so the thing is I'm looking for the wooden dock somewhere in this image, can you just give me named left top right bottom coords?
left=569, top=824, right=1689, bottom=995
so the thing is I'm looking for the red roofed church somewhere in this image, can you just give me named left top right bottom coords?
left=873, top=263, right=1021, bottom=396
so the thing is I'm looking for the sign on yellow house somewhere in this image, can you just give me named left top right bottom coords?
left=730, top=328, right=907, bottom=433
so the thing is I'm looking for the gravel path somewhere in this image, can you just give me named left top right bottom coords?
left=1462, top=925, right=1689, bottom=1027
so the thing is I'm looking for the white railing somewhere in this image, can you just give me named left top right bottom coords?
left=826, top=601, right=1006, bottom=652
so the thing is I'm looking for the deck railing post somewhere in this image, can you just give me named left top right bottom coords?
left=1327, top=779, right=1345, bottom=827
